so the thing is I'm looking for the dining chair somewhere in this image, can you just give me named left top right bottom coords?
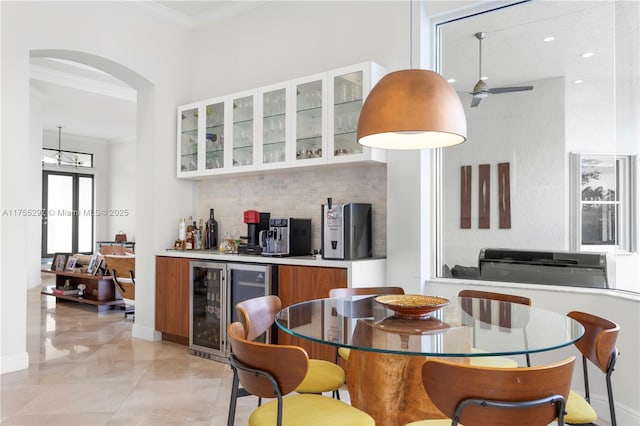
left=329, top=286, right=405, bottom=361
left=227, top=321, right=375, bottom=426
left=235, top=295, right=346, bottom=399
left=405, top=356, right=576, bottom=426
left=103, top=254, right=135, bottom=319
left=458, top=289, right=532, bottom=367
left=564, top=311, right=620, bottom=426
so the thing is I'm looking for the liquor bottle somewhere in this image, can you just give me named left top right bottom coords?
left=178, top=217, right=186, bottom=242
left=185, top=216, right=194, bottom=249
left=206, top=209, right=218, bottom=251
left=196, top=219, right=204, bottom=249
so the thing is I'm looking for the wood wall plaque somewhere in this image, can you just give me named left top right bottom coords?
left=460, top=165, right=472, bottom=229
left=498, top=162, right=511, bottom=229
left=478, top=164, right=490, bottom=228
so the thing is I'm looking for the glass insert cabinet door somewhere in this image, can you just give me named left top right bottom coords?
left=293, top=74, right=326, bottom=164
left=260, top=84, right=288, bottom=166
left=179, top=106, right=198, bottom=172
left=332, top=70, right=364, bottom=157
left=205, top=101, right=225, bottom=171
left=232, top=92, right=256, bottom=168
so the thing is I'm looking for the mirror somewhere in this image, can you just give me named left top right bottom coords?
left=435, top=1, right=639, bottom=292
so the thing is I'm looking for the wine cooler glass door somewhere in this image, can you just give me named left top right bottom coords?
left=189, top=262, right=227, bottom=359
left=229, top=263, right=272, bottom=343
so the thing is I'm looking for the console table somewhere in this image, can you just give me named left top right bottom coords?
left=41, top=269, right=123, bottom=312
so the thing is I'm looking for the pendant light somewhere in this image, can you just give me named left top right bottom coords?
left=42, top=126, right=80, bottom=167
left=357, top=1, right=467, bottom=150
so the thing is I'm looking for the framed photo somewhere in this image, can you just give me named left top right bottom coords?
left=86, top=254, right=100, bottom=275
left=51, top=253, right=69, bottom=271
left=65, top=256, right=77, bottom=271
left=93, top=259, right=105, bottom=276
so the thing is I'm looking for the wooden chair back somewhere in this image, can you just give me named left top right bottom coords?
left=329, top=286, right=405, bottom=298
left=458, top=289, right=531, bottom=306
left=235, top=295, right=280, bottom=341
left=568, top=311, right=619, bottom=374
left=99, top=245, right=133, bottom=255
left=228, top=321, right=308, bottom=397
left=422, top=356, right=576, bottom=426
left=103, top=255, right=135, bottom=300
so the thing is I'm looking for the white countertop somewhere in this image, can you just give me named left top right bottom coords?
left=157, top=249, right=386, bottom=268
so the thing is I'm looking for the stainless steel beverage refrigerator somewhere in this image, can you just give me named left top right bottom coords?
left=189, top=261, right=273, bottom=361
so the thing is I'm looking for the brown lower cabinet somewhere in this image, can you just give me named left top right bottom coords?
left=154, top=258, right=348, bottom=360
left=155, top=256, right=191, bottom=345
left=277, top=264, right=347, bottom=362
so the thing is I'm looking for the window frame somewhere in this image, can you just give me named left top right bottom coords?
left=570, top=153, right=637, bottom=253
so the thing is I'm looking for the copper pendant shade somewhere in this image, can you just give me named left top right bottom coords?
left=357, top=69, right=467, bottom=149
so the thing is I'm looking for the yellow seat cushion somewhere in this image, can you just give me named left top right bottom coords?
left=295, top=359, right=345, bottom=393
left=469, top=356, right=519, bottom=368
left=468, top=347, right=519, bottom=368
left=249, top=393, right=374, bottom=425
left=405, top=419, right=460, bottom=426
left=564, top=390, right=598, bottom=424
left=338, top=347, right=351, bottom=360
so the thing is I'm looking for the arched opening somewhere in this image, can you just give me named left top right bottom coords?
left=30, top=49, right=150, bottom=271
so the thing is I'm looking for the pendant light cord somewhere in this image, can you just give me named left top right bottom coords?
left=409, top=0, right=413, bottom=69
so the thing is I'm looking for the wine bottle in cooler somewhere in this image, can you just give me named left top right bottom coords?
left=206, top=209, right=218, bottom=250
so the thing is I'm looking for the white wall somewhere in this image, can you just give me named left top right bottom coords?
left=1, top=1, right=194, bottom=373
left=107, top=138, right=136, bottom=241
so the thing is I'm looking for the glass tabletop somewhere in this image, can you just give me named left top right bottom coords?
left=275, top=295, right=584, bottom=357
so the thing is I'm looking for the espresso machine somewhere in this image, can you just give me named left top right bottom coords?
left=238, top=210, right=270, bottom=255
left=260, top=218, right=312, bottom=257
left=322, top=198, right=372, bottom=260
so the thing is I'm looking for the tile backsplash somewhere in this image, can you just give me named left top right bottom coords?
left=197, top=163, right=387, bottom=257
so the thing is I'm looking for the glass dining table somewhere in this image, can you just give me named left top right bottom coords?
left=275, top=294, right=584, bottom=426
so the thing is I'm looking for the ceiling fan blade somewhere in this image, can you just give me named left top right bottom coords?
left=470, top=97, right=482, bottom=108
left=487, top=86, right=534, bottom=94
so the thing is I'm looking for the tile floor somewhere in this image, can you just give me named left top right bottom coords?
left=0, top=275, right=263, bottom=425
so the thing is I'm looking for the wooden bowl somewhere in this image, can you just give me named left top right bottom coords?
left=374, top=294, right=450, bottom=319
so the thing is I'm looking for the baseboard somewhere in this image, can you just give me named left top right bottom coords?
left=131, top=323, right=162, bottom=342
left=1, top=352, right=29, bottom=374
left=590, top=393, right=640, bottom=426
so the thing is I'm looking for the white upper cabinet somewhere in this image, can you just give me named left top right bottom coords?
left=204, top=98, right=226, bottom=173
left=177, top=62, right=386, bottom=178
left=258, top=82, right=289, bottom=169
left=291, top=73, right=327, bottom=167
left=229, top=90, right=258, bottom=171
left=177, top=104, right=200, bottom=178
left=328, top=62, right=387, bottom=164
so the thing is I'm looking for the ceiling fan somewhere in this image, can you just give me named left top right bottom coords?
left=468, top=32, right=534, bottom=108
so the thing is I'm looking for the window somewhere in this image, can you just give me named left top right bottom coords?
left=42, top=148, right=93, bottom=168
left=570, top=153, right=637, bottom=253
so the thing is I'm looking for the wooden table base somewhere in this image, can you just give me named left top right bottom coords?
left=346, top=349, right=449, bottom=426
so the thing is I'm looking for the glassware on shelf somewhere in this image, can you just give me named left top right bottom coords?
left=204, top=102, right=224, bottom=170
left=333, top=71, right=364, bottom=157
left=233, top=95, right=254, bottom=167
left=180, top=107, right=199, bottom=171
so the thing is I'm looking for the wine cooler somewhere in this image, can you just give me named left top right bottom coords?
left=189, top=261, right=273, bottom=362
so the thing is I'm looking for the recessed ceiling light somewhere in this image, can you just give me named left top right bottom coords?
left=544, top=36, right=555, bottom=42
left=447, top=78, right=456, bottom=83
left=574, top=79, right=584, bottom=84
left=581, top=52, right=594, bottom=58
